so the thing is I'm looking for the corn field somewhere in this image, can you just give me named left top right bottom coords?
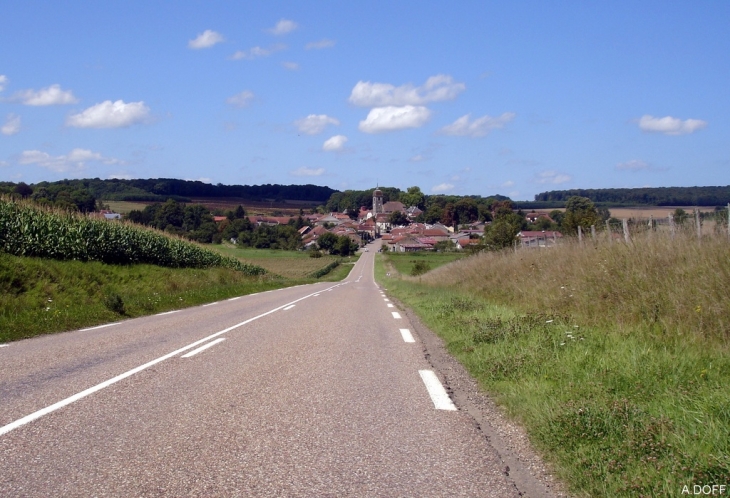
left=0, top=198, right=266, bottom=275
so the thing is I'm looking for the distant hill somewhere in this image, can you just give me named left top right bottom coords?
left=24, top=178, right=337, bottom=203
left=534, top=186, right=730, bottom=206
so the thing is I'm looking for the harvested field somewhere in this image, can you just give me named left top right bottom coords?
left=209, top=246, right=353, bottom=279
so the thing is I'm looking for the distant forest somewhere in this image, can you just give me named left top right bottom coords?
left=534, top=186, right=730, bottom=207
left=0, top=178, right=336, bottom=204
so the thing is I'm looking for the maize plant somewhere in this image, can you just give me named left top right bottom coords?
left=0, top=198, right=266, bottom=275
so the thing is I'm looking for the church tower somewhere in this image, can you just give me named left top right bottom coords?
left=372, top=188, right=384, bottom=215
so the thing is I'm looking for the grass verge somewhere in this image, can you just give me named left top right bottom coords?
left=376, top=239, right=730, bottom=497
left=0, top=252, right=285, bottom=343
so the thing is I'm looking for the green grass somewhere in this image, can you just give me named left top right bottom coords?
left=0, top=252, right=285, bottom=343
left=209, top=244, right=358, bottom=280
left=376, top=251, right=730, bottom=497
left=382, top=251, right=466, bottom=276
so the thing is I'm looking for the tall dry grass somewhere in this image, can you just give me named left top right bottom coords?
left=422, top=232, right=730, bottom=342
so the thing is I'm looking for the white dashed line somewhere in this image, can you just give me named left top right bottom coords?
left=79, top=322, right=122, bottom=332
left=202, top=302, right=219, bottom=307
left=383, top=298, right=390, bottom=302
left=0, top=282, right=344, bottom=438
left=399, top=329, right=415, bottom=343
left=419, top=370, right=457, bottom=411
left=283, top=305, right=296, bottom=311
left=387, top=304, right=394, bottom=308
left=0, top=344, right=8, bottom=348
left=392, top=312, right=401, bottom=319
left=181, top=338, right=226, bottom=358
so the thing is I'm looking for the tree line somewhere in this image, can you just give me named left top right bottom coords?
left=534, top=186, right=730, bottom=206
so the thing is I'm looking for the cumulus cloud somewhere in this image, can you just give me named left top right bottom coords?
left=2, top=114, right=20, bottom=135
left=439, top=112, right=515, bottom=137
left=535, top=170, right=571, bottom=184
left=19, top=148, right=122, bottom=173
left=432, top=183, right=455, bottom=193
left=323, top=135, right=348, bottom=151
left=0, top=75, right=7, bottom=92
left=66, top=100, right=150, bottom=128
left=188, top=30, right=224, bottom=49
left=290, top=167, right=325, bottom=177
left=295, top=114, right=340, bottom=135
left=10, top=84, right=78, bottom=106
left=305, top=39, right=335, bottom=50
left=358, top=105, right=431, bottom=133
left=282, top=61, right=300, bottom=71
left=349, top=75, right=465, bottom=107
left=268, top=19, right=298, bottom=35
left=616, top=159, right=650, bottom=171
left=226, top=90, right=254, bottom=108
left=637, top=115, right=707, bottom=135
left=230, top=44, right=286, bottom=60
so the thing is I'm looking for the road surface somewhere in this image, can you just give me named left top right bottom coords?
left=1, top=245, right=542, bottom=496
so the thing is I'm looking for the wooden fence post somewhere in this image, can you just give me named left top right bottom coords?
left=591, top=225, right=596, bottom=242
left=578, top=225, right=583, bottom=245
left=648, top=215, right=653, bottom=238
left=606, top=220, right=612, bottom=243
left=669, top=214, right=675, bottom=239
left=623, top=218, right=630, bottom=243
left=695, top=208, right=701, bottom=242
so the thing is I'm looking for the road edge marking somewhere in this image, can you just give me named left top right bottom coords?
left=419, top=370, right=457, bottom=411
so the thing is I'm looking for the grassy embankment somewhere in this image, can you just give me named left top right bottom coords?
left=0, top=198, right=353, bottom=342
left=377, top=234, right=730, bottom=497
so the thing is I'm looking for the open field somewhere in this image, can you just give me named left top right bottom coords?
left=103, top=198, right=317, bottom=217
left=608, top=206, right=717, bottom=220
left=209, top=245, right=357, bottom=280
left=381, top=251, right=467, bottom=276
left=377, top=232, right=730, bottom=496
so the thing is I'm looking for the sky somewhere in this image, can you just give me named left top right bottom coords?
left=1, top=1, right=728, bottom=200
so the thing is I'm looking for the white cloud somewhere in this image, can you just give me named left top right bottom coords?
left=616, top=159, right=650, bottom=171
left=358, top=105, right=431, bottom=133
left=323, top=135, right=348, bottom=151
left=0, top=75, right=7, bottom=92
left=230, top=44, right=286, bottom=60
left=348, top=75, right=465, bottom=107
left=282, top=61, right=300, bottom=71
left=268, top=19, right=298, bottom=35
left=188, top=30, right=224, bottom=49
left=226, top=90, right=254, bottom=108
left=290, top=167, right=325, bottom=177
left=439, top=112, right=515, bottom=137
left=10, top=84, right=78, bottom=106
left=637, top=115, right=707, bottom=135
left=432, top=183, right=455, bottom=193
left=19, top=148, right=122, bottom=173
left=410, top=154, right=427, bottom=162
left=535, top=170, right=571, bottom=184
left=295, top=114, right=340, bottom=135
left=501, top=180, right=515, bottom=188
left=1, top=114, right=20, bottom=135
left=66, top=100, right=150, bottom=128
left=305, top=39, right=335, bottom=50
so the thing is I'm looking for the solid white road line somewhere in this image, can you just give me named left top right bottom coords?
left=283, top=305, right=296, bottom=311
left=156, top=310, right=180, bottom=316
left=79, top=322, right=121, bottom=332
left=181, top=338, right=226, bottom=358
left=419, top=370, right=457, bottom=411
left=0, top=282, right=344, bottom=438
left=313, top=294, right=320, bottom=297
left=399, top=329, right=415, bottom=343
left=227, top=296, right=241, bottom=301
left=392, top=312, right=402, bottom=319
left=202, top=302, right=219, bottom=307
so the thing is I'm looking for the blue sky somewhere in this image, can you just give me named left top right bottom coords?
left=1, top=1, right=727, bottom=200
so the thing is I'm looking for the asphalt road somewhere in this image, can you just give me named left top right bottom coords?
left=0, top=246, right=523, bottom=497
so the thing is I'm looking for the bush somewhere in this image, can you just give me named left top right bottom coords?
left=410, top=260, right=431, bottom=276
